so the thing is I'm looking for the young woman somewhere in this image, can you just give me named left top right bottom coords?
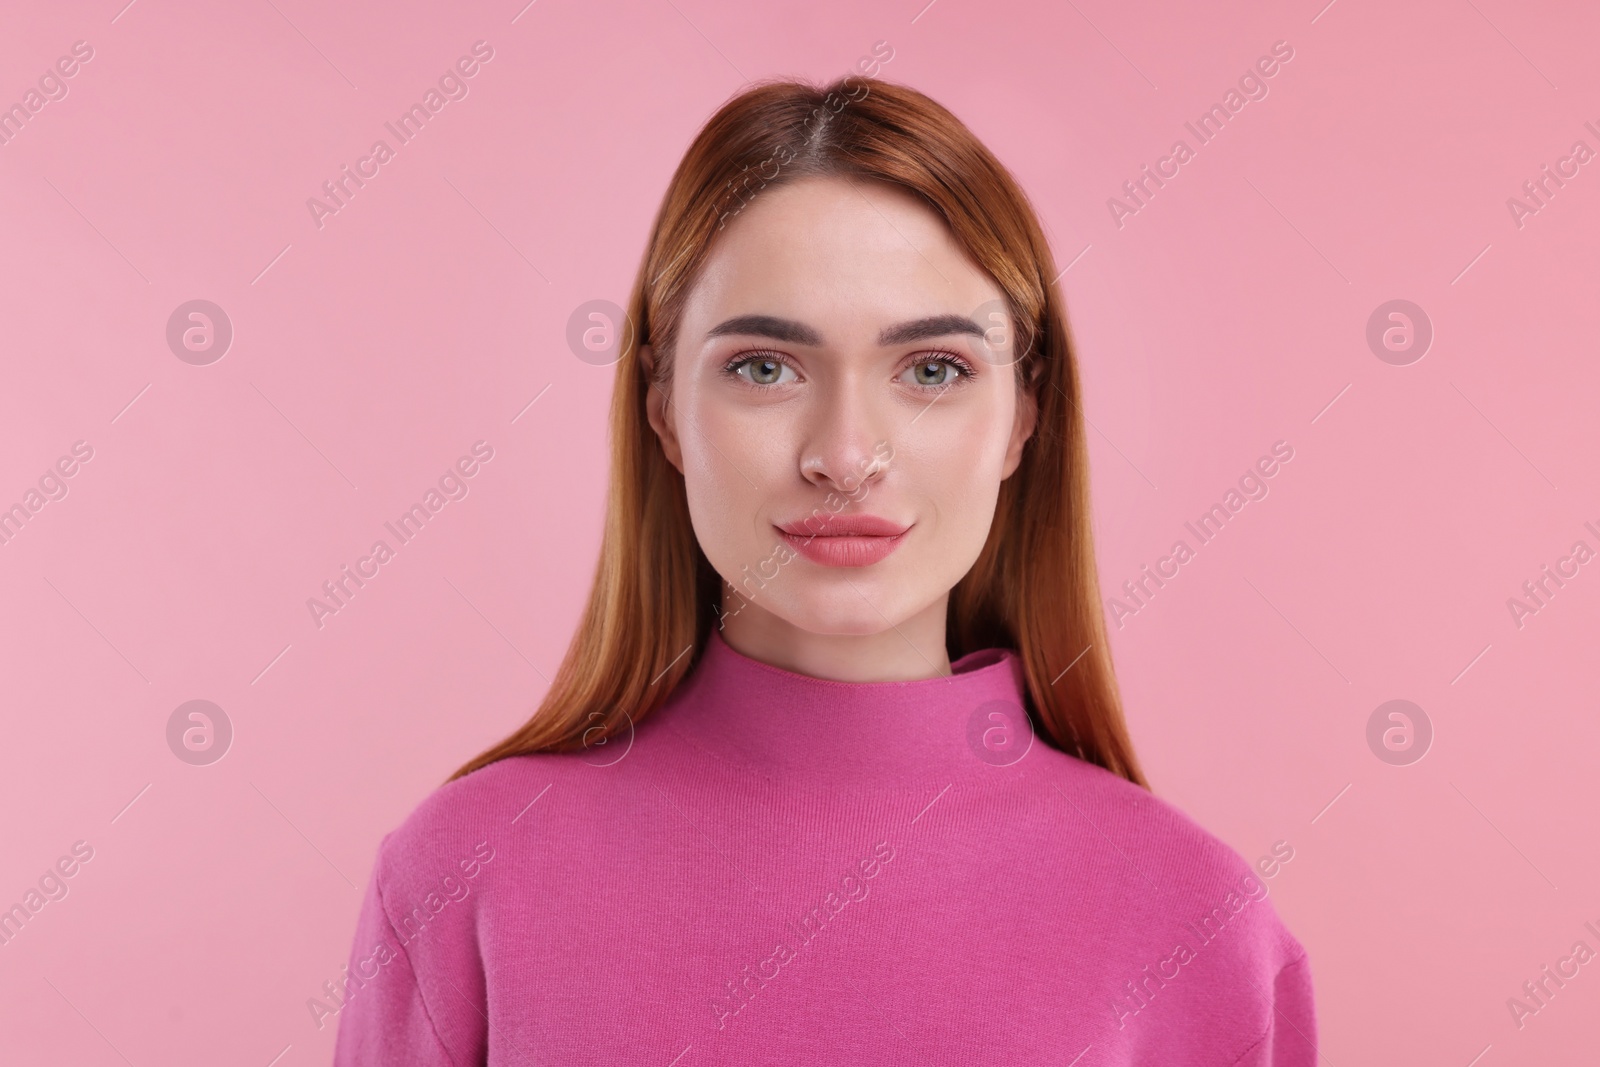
left=332, top=75, right=1317, bottom=1065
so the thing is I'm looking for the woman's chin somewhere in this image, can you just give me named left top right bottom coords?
left=759, top=592, right=917, bottom=638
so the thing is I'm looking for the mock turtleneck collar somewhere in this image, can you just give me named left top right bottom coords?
left=656, top=627, right=1037, bottom=788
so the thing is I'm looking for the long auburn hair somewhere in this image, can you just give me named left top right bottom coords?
left=451, top=75, right=1149, bottom=789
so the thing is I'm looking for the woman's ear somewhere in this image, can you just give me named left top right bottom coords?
left=1001, top=361, right=1039, bottom=481
left=640, top=343, right=685, bottom=473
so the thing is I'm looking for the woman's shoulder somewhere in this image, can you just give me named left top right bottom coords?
left=368, top=752, right=579, bottom=895
left=1025, top=748, right=1308, bottom=965
left=1029, top=746, right=1260, bottom=872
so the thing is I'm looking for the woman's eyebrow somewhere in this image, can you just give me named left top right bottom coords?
left=705, top=313, right=985, bottom=347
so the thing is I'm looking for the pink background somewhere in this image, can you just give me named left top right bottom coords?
left=3, top=0, right=1597, bottom=1063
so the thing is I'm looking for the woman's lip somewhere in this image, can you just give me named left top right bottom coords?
left=774, top=514, right=909, bottom=537
left=778, top=529, right=908, bottom=567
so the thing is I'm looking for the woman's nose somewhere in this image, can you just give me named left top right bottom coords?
left=797, top=380, right=892, bottom=495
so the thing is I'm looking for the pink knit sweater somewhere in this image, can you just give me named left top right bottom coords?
left=331, top=628, right=1316, bottom=1064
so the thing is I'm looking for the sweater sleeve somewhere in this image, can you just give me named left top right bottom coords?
left=331, top=845, right=458, bottom=1067
left=1231, top=952, right=1318, bottom=1067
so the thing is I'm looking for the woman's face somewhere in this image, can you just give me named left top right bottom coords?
left=644, top=174, right=1036, bottom=663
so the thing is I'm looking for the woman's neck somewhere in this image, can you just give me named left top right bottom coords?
left=713, top=593, right=953, bottom=682
left=660, top=623, right=1026, bottom=788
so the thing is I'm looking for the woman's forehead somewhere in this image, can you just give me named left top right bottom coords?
left=681, top=181, right=1003, bottom=343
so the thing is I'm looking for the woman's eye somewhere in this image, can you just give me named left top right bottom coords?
left=904, top=358, right=962, bottom=387
left=734, top=357, right=795, bottom=386
left=729, top=354, right=967, bottom=388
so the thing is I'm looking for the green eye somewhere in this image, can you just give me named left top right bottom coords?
left=745, top=358, right=784, bottom=384
left=728, top=354, right=796, bottom=386
left=901, top=355, right=972, bottom=388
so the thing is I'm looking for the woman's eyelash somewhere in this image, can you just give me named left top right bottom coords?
left=721, top=348, right=977, bottom=385
left=720, top=350, right=787, bottom=377
left=916, top=347, right=977, bottom=380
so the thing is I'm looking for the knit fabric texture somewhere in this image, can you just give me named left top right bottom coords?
left=331, top=627, right=1316, bottom=1065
